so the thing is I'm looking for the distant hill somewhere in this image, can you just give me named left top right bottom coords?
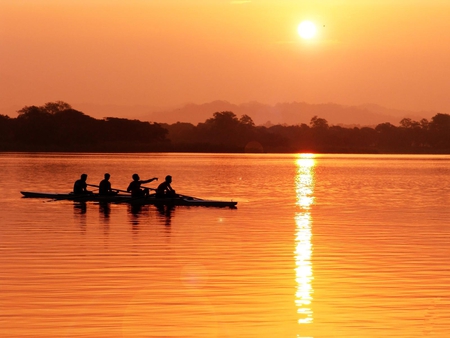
left=139, top=101, right=438, bottom=127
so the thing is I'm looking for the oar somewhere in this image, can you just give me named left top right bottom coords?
left=178, top=193, right=195, bottom=200
left=87, top=184, right=129, bottom=194
left=151, top=190, right=193, bottom=200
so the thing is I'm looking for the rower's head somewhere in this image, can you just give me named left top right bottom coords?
left=81, top=174, right=87, bottom=181
left=165, top=175, right=172, bottom=183
left=132, top=173, right=140, bottom=181
left=104, top=173, right=110, bottom=180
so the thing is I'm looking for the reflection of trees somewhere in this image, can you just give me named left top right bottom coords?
left=3, top=101, right=450, bottom=153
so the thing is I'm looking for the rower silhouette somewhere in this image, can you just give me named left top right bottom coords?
left=73, top=174, right=92, bottom=194
left=127, top=174, right=158, bottom=197
left=156, top=175, right=177, bottom=198
left=99, top=173, right=118, bottom=196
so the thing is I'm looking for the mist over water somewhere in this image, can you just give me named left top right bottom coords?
left=1, top=153, right=450, bottom=337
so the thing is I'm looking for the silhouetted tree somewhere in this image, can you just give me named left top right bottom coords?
left=53, top=109, right=99, bottom=147
left=239, top=114, right=255, bottom=127
left=310, top=116, right=329, bottom=129
left=358, top=127, right=378, bottom=149
left=268, top=124, right=311, bottom=152
left=0, top=114, right=13, bottom=145
left=374, top=122, right=400, bottom=149
left=197, top=111, right=251, bottom=149
left=15, top=105, right=56, bottom=145
left=399, top=117, right=429, bottom=149
left=10, top=101, right=169, bottom=151
left=162, top=122, right=196, bottom=144
left=5, top=102, right=450, bottom=153
left=43, top=101, right=72, bottom=114
left=429, top=113, right=450, bottom=149
left=309, top=116, right=329, bottom=149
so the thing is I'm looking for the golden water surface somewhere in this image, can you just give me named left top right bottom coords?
left=1, top=153, right=449, bottom=337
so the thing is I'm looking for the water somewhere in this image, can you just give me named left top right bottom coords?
left=1, top=153, right=450, bottom=337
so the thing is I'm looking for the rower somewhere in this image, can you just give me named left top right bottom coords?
left=156, top=175, right=177, bottom=198
left=99, top=173, right=118, bottom=196
left=73, top=174, right=92, bottom=194
left=127, top=174, right=158, bottom=197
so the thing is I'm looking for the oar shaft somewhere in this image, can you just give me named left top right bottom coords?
left=87, top=183, right=156, bottom=192
left=87, top=184, right=129, bottom=193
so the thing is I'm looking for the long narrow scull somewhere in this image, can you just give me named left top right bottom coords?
left=20, top=191, right=237, bottom=208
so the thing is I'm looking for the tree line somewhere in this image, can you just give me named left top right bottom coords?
left=1, top=101, right=449, bottom=153
left=0, top=102, right=168, bottom=152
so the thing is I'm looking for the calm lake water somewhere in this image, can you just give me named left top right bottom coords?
left=1, top=152, right=449, bottom=337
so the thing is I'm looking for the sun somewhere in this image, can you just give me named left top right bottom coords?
left=297, top=21, right=317, bottom=39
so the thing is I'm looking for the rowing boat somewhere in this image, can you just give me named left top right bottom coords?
left=20, top=191, right=237, bottom=208
left=21, top=191, right=237, bottom=208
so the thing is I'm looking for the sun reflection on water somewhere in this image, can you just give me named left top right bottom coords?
left=295, top=154, right=315, bottom=325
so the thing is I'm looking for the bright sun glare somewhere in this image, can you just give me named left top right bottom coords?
left=298, top=21, right=317, bottom=39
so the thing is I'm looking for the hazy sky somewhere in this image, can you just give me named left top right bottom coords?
left=1, top=0, right=450, bottom=117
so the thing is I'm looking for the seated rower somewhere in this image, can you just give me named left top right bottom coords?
left=156, top=175, right=177, bottom=198
left=127, top=174, right=158, bottom=197
left=99, top=173, right=118, bottom=196
left=73, top=174, right=92, bottom=194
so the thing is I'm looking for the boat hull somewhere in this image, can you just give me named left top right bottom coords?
left=20, top=191, right=237, bottom=208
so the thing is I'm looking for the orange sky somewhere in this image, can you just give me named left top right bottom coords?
left=1, top=0, right=450, bottom=118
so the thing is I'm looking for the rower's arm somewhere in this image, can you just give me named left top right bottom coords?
left=143, top=177, right=158, bottom=184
